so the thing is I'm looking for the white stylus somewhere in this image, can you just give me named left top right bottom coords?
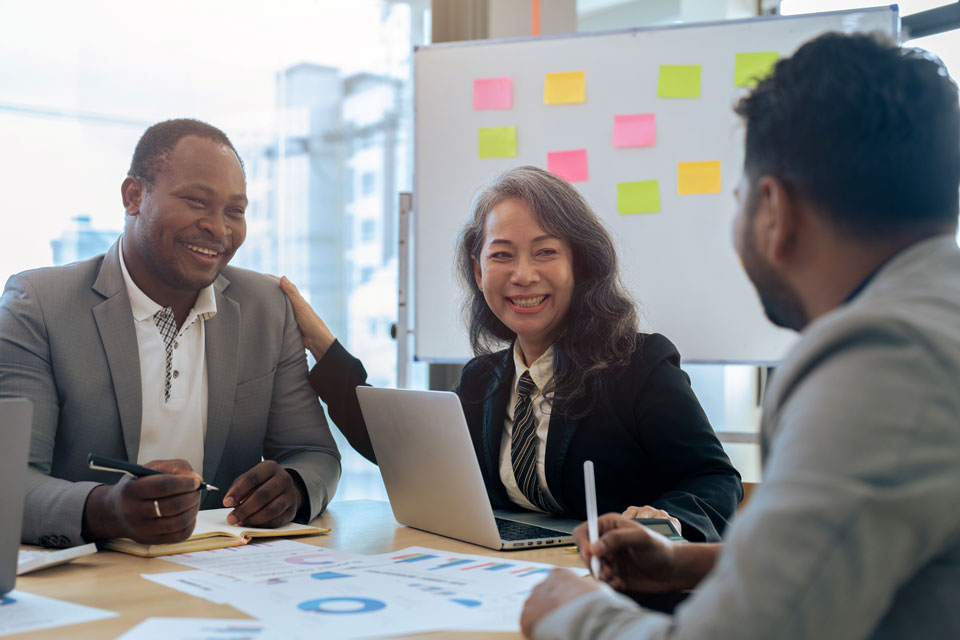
left=584, top=460, right=601, bottom=579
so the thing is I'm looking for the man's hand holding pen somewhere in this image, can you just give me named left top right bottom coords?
left=81, top=458, right=203, bottom=545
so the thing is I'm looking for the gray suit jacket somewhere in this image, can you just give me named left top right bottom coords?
left=533, top=234, right=960, bottom=639
left=0, top=240, right=341, bottom=547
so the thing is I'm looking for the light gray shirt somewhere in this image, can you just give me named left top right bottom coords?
left=534, top=235, right=960, bottom=640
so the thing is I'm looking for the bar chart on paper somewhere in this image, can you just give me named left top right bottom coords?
left=388, top=549, right=564, bottom=579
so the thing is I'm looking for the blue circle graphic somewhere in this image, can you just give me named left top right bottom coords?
left=298, top=597, right=386, bottom=615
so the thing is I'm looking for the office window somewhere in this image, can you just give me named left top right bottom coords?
left=2, top=0, right=430, bottom=503
left=344, top=215, right=355, bottom=250
left=361, top=171, right=378, bottom=197
left=344, top=167, right=356, bottom=204
left=361, top=219, right=377, bottom=244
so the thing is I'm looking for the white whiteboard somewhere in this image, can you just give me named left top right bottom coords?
left=413, top=7, right=898, bottom=363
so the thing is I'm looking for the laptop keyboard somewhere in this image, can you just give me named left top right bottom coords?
left=495, top=517, right=569, bottom=541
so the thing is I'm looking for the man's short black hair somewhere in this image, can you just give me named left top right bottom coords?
left=128, top=118, right=244, bottom=187
left=735, top=32, right=960, bottom=237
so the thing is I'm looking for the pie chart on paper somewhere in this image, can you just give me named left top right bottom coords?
left=297, top=597, right=387, bottom=615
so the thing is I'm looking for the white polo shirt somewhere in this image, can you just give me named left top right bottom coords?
left=498, top=343, right=562, bottom=513
left=118, top=239, right=214, bottom=474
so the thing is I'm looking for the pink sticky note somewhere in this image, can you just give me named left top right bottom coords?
left=473, top=77, right=513, bottom=110
left=612, top=113, right=656, bottom=148
left=547, top=149, right=588, bottom=182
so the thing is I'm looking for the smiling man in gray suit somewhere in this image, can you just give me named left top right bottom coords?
left=0, top=119, right=340, bottom=547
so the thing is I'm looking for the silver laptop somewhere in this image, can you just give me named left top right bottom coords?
left=1, top=398, right=33, bottom=594
left=356, top=387, right=576, bottom=550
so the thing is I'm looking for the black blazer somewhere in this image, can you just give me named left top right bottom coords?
left=310, top=333, right=742, bottom=542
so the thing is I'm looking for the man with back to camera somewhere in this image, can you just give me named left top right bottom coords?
left=520, top=32, right=960, bottom=639
left=0, top=119, right=341, bottom=547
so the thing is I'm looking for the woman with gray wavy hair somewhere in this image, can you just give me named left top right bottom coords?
left=283, top=166, right=742, bottom=542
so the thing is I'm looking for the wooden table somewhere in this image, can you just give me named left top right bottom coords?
left=13, top=500, right=586, bottom=639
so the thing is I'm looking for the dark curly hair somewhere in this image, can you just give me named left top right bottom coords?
left=456, top=166, right=638, bottom=415
left=735, top=32, right=960, bottom=237
left=128, top=118, right=244, bottom=188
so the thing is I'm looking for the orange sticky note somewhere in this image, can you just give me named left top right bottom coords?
left=677, top=161, right=722, bottom=194
left=544, top=71, right=586, bottom=105
left=473, top=77, right=513, bottom=110
left=612, top=114, right=656, bottom=148
left=547, top=149, right=588, bottom=182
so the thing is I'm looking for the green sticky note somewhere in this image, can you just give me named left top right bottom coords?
left=734, top=52, right=779, bottom=87
left=478, top=126, right=517, bottom=159
left=617, top=180, right=660, bottom=215
left=657, top=65, right=701, bottom=98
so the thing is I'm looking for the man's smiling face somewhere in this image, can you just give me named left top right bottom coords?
left=127, top=134, right=247, bottom=293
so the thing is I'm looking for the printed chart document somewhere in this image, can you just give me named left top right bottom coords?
left=17, top=543, right=98, bottom=575
left=0, top=590, right=116, bottom=636
left=144, top=544, right=589, bottom=637
left=225, top=572, right=473, bottom=638
left=104, top=509, right=329, bottom=557
left=319, top=546, right=591, bottom=633
left=230, top=545, right=589, bottom=636
left=142, top=544, right=588, bottom=637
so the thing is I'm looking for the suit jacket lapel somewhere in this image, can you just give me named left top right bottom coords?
left=91, top=240, right=142, bottom=462
left=544, top=409, right=581, bottom=514
left=480, top=349, right=513, bottom=508
left=202, top=274, right=238, bottom=484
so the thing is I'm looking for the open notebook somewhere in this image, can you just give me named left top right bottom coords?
left=103, top=508, right=329, bottom=557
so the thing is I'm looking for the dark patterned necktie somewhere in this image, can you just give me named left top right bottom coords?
left=153, top=307, right=177, bottom=402
left=511, top=371, right=552, bottom=512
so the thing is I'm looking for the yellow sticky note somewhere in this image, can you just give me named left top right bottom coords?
left=734, top=52, right=779, bottom=87
left=617, top=181, right=660, bottom=215
left=677, top=161, right=722, bottom=195
left=478, top=126, right=517, bottom=159
left=544, top=71, right=586, bottom=105
left=657, top=65, right=701, bottom=98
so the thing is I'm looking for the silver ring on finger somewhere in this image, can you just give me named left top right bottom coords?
left=154, top=499, right=162, bottom=518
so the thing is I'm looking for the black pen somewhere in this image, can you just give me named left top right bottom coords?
left=87, top=453, right=219, bottom=491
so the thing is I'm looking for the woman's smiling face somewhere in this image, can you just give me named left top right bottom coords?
left=472, top=197, right=574, bottom=362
